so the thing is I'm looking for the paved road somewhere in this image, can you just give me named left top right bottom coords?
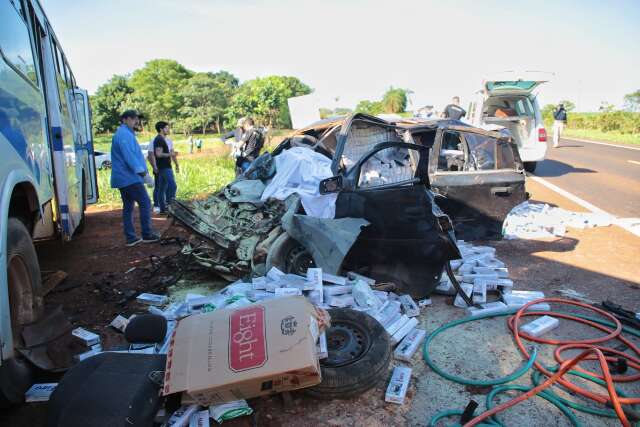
left=533, top=137, right=640, bottom=218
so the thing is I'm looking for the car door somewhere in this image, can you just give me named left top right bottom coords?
left=328, top=141, right=459, bottom=297
left=429, top=126, right=527, bottom=240
left=73, top=89, right=98, bottom=203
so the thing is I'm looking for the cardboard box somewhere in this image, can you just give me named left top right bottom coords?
left=163, top=297, right=321, bottom=405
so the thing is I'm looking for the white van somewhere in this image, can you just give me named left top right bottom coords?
left=467, top=72, right=551, bottom=173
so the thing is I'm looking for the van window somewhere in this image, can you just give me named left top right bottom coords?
left=0, top=0, right=39, bottom=86
left=437, top=131, right=465, bottom=172
left=437, top=131, right=516, bottom=172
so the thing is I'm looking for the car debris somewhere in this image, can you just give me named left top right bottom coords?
left=25, top=383, right=57, bottom=402
left=385, top=366, right=412, bottom=405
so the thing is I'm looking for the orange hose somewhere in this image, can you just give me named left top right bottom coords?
left=463, top=347, right=630, bottom=427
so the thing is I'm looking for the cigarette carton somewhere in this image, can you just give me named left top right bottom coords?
left=391, top=317, right=419, bottom=345
left=394, top=329, right=426, bottom=361
left=385, top=366, right=412, bottom=404
left=72, top=327, right=100, bottom=346
left=25, top=383, right=57, bottom=402
left=136, top=293, right=168, bottom=306
left=519, top=315, right=559, bottom=337
left=398, top=295, right=420, bottom=317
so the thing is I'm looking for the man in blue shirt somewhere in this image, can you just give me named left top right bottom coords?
left=111, top=110, right=159, bottom=246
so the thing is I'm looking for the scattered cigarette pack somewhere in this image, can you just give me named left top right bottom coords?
left=274, top=287, right=302, bottom=297
left=316, top=332, right=328, bottom=359
left=110, top=315, right=129, bottom=332
left=466, top=301, right=509, bottom=317
left=164, top=404, right=200, bottom=427
left=520, top=315, right=559, bottom=337
left=322, top=273, right=347, bottom=285
left=252, top=276, right=267, bottom=290
left=418, top=298, right=432, bottom=307
left=326, top=294, right=355, bottom=308
left=72, top=327, right=100, bottom=346
left=385, top=366, right=412, bottom=405
left=391, top=317, right=419, bottom=345
left=188, top=410, right=210, bottom=427
left=347, top=272, right=376, bottom=286
left=472, top=281, right=487, bottom=304
left=386, top=314, right=409, bottom=336
left=323, top=285, right=353, bottom=298
left=453, top=284, right=474, bottom=308
left=398, top=295, right=420, bottom=317
left=25, top=383, right=57, bottom=402
left=394, top=328, right=426, bottom=361
left=136, top=293, right=168, bottom=306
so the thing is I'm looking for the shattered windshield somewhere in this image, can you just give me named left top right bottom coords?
left=358, top=146, right=421, bottom=188
left=341, top=120, right=402, bottom=170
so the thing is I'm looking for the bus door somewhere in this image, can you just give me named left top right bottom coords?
left=74, top=89, right=97, bottom=203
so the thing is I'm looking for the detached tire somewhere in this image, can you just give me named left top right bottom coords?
left=304, top=308, right=391, bottom=400
left=524, top=161, right=537, bottom=173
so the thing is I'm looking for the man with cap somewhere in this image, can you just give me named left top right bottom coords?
left=110, top=110, right=160, bottom=246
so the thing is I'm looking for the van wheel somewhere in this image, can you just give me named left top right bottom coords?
left=0, top=218, right=43, bottom=404
left=524, top=162, right=537, bottom=173
left=303, top=309, right=391, bottom=400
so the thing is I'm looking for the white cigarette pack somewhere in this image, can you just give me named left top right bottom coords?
left=475, top=278, right=513, bottom=292
left=165, top=404, right=199, bottom=427
left=316, top=332, right=328, bottom=359
left=323, top=285, right=353, bottom=298
left=466, top=301, right=509, bottom=317
left=306, top=268, right=324, bottom=305
left=418, top=298, right=432, bottom=307
left=453, top=284, right=474, bottom=308
left=72, top=327, right=100, bottom=346
left=252, top=276, right=267, bottom=290
left=385, top=366, right=412, bottom=405
left=326, top=294, right=355, bottom=308
left=386, top=314, right=409, bottom=336
left=189, top=410, right=210, bottom=427
left=398, top=295, right=420, bottom=317
left=394, top=328, right=426, bottom=361
left=347, top=272, right=376, bottom=286
left=74, top=347, right=101, bottom=362
left=473, top=267, right=509, bottom=277
left=322, top=273, right=347, bottom=285
left=110, top=315, right=129, bottom=332
left=266, top=266, right=285, bottom=282
left=391, top=317, right=419, bottom=345
left=274, top=287, right=302, bottom=297
left=472, top=281, right=487, bottom=304
left=520, top=315, right=559, bottom=337
left=136, top=293, right=168, bottom=306
left=25, top=383, right=57, bottom=402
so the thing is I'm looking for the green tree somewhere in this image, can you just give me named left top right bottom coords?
left=355, top=100, right=384, bottom=115
left=623, top=89, right=640, bottom=112
left=381, top=87, right=409, bottom=113
left=90, top=75, right=133, bottom=133
left=559, top=100, right=576, bottom=112
left=226, top=76, right=311, bottom=128
left=128, top=59, right=193, bottom=125
left=177, top=71, right=239, bottom=134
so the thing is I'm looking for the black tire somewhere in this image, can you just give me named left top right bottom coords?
left=304, top=308, right=391, bottom=400
left=0, top=218, right=43, bottom=404
left=524, top=161, right=537, bottom=173
left=266, top=233, right=315, bottom=276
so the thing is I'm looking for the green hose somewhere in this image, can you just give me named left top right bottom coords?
left=423, top=309, right=538, bottom=386
left=485, top=384, right=580, bottom=427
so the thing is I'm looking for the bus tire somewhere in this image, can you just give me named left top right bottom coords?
left=1, top=218, right=43, bottom=404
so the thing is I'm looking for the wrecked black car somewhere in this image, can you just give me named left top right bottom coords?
left=170, top=113, right=526, bottom=298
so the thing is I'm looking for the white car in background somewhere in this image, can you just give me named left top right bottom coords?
left=467, top=71, right=552, bottom=173
left=94, top=144, right=149, bottom=169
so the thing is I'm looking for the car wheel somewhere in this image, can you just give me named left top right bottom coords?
left=265, top=233, right=315, bottom=276
left=0, top=218, right=43, bottom=405
left=102, top=160, right=111, bottom=169
left=303, top=308, right=391, bottom=400
left=524, top=161, right=537, bottom=173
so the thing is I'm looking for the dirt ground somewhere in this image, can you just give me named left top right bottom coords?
left=2, top=178, right=639, bottom=426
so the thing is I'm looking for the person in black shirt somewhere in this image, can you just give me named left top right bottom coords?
left=442, top=96, right=466, bottom=120
left=236, top=117, right=264, bottom=174
left=152, top=121, right=177, bottom=213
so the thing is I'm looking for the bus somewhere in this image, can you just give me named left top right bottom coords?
left=0, top=0, right=97, bottom=402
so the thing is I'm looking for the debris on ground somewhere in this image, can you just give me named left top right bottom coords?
left=24, top=384, right=58, bottom=403
left=502, top=201, right=613, bottom=239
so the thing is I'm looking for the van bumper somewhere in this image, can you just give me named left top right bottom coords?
left=518, top=143, right=547, bottom=163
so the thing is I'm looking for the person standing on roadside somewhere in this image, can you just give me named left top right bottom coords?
left=552, top=103, right=568, bottom=148
left=236, top=117, right=264, bottom=174
left=148, top=128, right=180, bottom=213
left=153, top=121, right=178, bottom=214
left=221, top=117, right=246, bottom=158
left=442, top=96, right=466, bottom=120
left=110, top=110, right=159, bottom=246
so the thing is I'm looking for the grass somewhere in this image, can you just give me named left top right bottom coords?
left=95, top=152, right=235, bottom=209
left=560, top=128, right=640, bottom=146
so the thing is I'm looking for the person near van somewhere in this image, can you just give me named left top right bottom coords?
left=110, top=110, right=159, bottom=246
left=552, top=103, right=568, bottom=148
left=152, top=121, right=177, bottom=213
left=236, top=118, right=264, bottom=174
left=195, top=138, right=203, bottom=152
left=442, top=96, right=466, bottom=120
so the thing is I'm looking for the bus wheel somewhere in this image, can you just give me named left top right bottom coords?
left=0, top=218, right=43, bottom=405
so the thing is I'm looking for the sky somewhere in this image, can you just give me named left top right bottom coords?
left=43, top=0, right=640, bottom=112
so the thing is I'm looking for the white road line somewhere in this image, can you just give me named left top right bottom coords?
left=563, top=137, right=640, bottom=151
left=529, top=175, right=640, bottom=238
left=628, top=160, right=640, bottom=166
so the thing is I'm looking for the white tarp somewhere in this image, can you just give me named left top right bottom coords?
left=261, top=147, right=337, bottom=218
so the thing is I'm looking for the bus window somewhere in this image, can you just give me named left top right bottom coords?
left=0, top=0, right=39, bottom=86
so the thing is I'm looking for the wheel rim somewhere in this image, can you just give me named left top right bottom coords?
left=285, top=244, right=315, bottom=276
left=7, top=254, right=34, bottom=347
left=322, top=319, right=371, bottom=368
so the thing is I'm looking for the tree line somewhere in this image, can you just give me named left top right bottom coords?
left=90, top=59, right=312, bottom=134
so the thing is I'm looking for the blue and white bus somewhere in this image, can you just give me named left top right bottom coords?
left=0, top=0, right=97, bottom=401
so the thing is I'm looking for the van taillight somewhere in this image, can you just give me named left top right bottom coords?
left=538, top=128, right=547, bottom=142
